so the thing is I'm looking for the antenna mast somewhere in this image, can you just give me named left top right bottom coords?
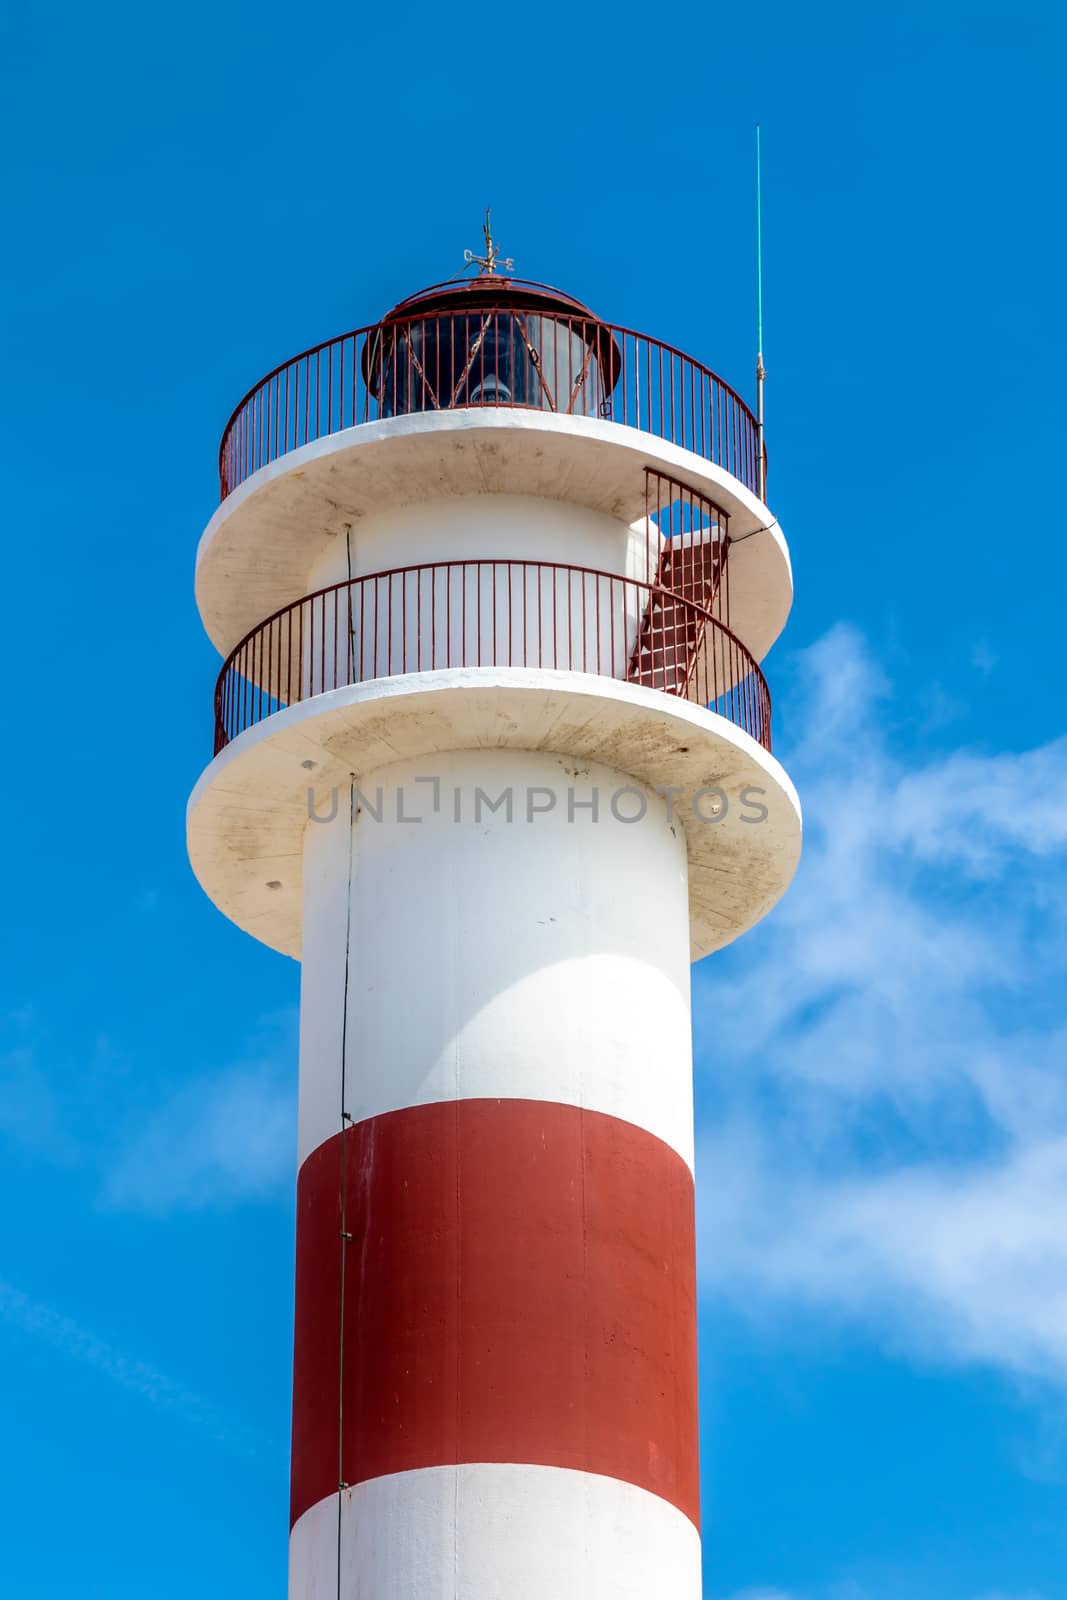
left=755, top=123, right=767, bottom=501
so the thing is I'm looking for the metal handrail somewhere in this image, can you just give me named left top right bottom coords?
left=212, top=558, right=772, bottom=756
left=217, top=308, right=762, bottom=499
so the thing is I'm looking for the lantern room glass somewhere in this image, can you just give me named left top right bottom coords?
left=376, top=309, right=608, bottom=419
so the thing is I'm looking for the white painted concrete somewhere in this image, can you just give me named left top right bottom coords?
left=289, top=1464, right=702, bottom=1599
left=186, top=668, right=802, bottom=964
left=194, top=409, right=791, bottom=667
left=305, top=493, right=644, bottom=589
left=298, top=749, right=693, bottom=1171
left=295, top=495, right=648, bottom=696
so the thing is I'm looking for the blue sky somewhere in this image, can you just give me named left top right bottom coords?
left=2, top=0, right=1065, bottom=1595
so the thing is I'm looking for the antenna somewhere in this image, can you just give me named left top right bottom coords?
left=755, top=123, right=767, bottom=501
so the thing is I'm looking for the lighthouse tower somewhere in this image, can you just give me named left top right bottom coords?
left=188, top=226, right=800, bottom=1598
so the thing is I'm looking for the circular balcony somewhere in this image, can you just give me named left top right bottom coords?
left=212, top=559, right=772, bottom=757
left=217, top=287, right=763, bottom=502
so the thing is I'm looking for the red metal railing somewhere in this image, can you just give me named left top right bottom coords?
left=218, top=308, right=761, bottom=499
left=213, top=559, right=771, bottom=755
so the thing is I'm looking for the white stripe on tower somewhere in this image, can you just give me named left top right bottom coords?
left=298, top=748, right=696, bottom=1170
left=290, top=1467, right=702, bottom=1598
left=290, top=748, right=701, bottom=1599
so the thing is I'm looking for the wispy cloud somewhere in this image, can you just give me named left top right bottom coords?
left=0, top=1278, right=279, bottom=1463
left=105, top=1015, right=297, bottom=1212
left=718, top=1587, right=868, bottom=1600
left=721, top=1590, right=801, bottom=1600
left=695, top=624, right=1067, bottom=1384
left=0, top=1006, right=298, bottom=1214
left=0, top=1008, right=80, bottom=1161
left=721, top=1590, right=799, bottom=1600
left=716, top=1591, right=1043, bottom=1600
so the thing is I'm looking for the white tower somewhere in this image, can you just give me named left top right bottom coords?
left=189, top=234, right=800, bottom=1599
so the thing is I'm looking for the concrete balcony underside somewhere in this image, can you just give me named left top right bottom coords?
left=187, top=667, right=802, bottom=964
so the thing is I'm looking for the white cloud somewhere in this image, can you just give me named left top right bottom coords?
left=695, top=625, right=1067, bottom=1384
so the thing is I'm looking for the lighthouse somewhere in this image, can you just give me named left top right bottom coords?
left=188, top=222, right=800, bottom=1598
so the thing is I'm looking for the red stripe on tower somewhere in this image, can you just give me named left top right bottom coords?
left=290, top=1097, right=699, bottom=1530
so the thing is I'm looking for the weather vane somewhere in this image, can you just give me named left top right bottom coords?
left=464, top=207, right=514, bottom=276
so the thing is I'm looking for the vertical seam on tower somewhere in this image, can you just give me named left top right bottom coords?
left=453, top=1093, right=461, bottom=1598
left=669, top=1155, right=681, bottom=1514
left=336, top=777, right=356, bottom=1599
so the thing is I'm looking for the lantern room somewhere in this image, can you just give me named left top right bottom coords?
left=364, top=274, right=622, bottom=420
